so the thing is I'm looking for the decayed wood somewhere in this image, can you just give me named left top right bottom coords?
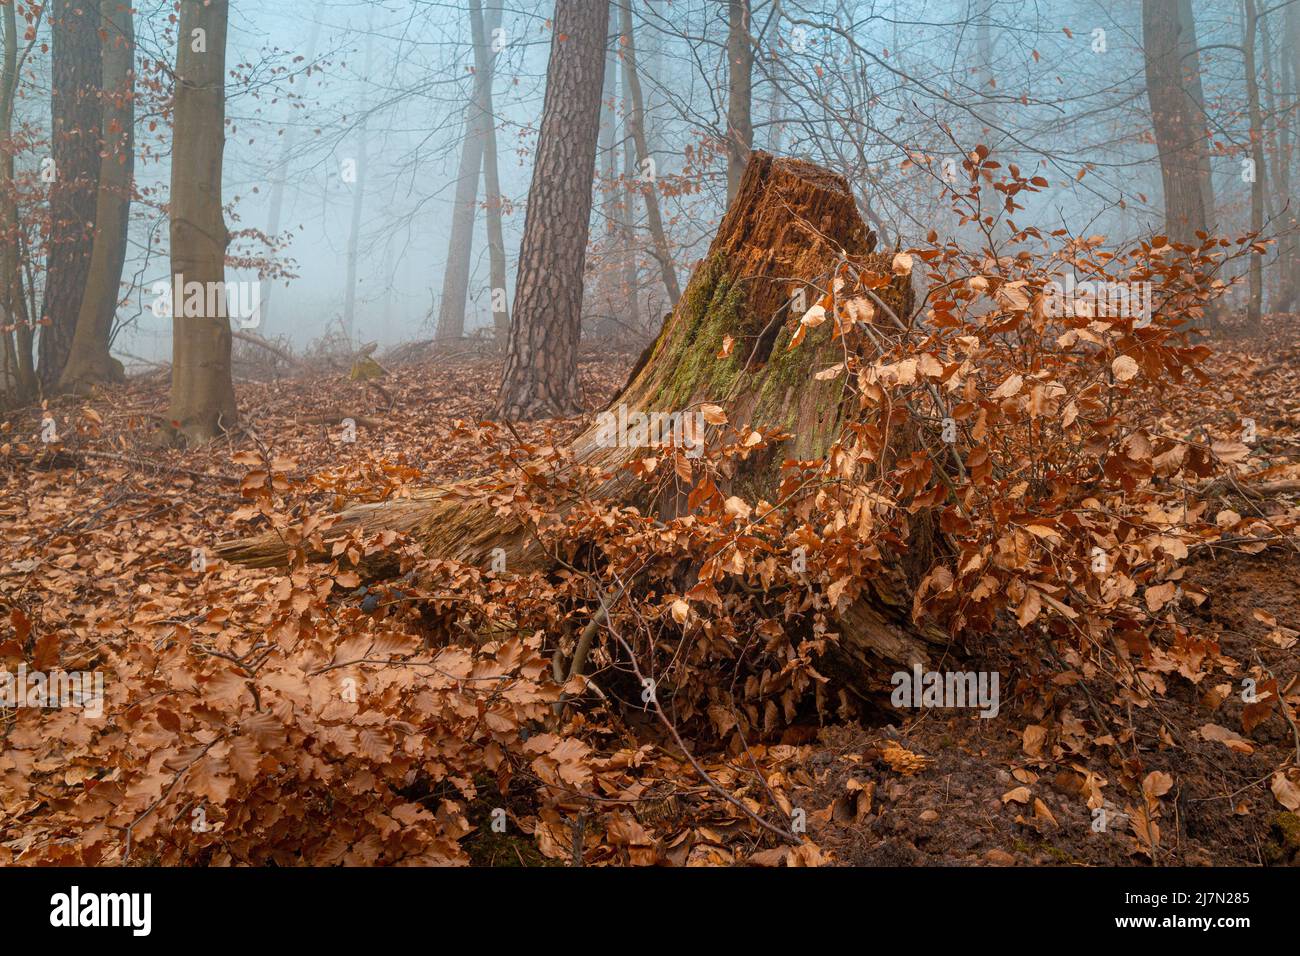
left=219, top=153, right=947, bottom=673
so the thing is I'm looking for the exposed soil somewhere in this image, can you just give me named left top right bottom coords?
left=778, top=504, right=1300, bottom=868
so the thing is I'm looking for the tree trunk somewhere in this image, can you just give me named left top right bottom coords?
left=220, top=154, right=944, bottom=683
left=767, top=65, right=785, bottom=155
left=592, top=5, right=620, bottom=335
left=164, top=0, right=236, bottom=446
left=342, top=33, right=372, bottom=346
left=1260, top=9, right=1286, bottom=312
left=619, top=32, right=642, bottom=331
left=494, top=0, right=609, bottom=419
left=974, top=1, right=1006, bottom=249
left=1243, top=0, right=1265, bottom=332
left=435, top=6, right=491, bottom=342
left=1142, top=0, right=1210, bottom=247
left=38, top=0, right=102, bottom=387
left=1175, top=0, right=1225, bottom=328
left=1175, top=0, right=1216, bottom=232
left=261, top=16, right=323, bottom=335
left=725, top=0, right=753, bottom=205
left=641, top=7, right=661, bottom=151
left=1271, top=2, right=1299, bottom=312
left=618, top=0, right=680, bottom=310
left=59, top=0, right=135, bottom=394
left=473, top=0, right=509, bottom=345
left=0, top=2, right=38, bottom=405
left=1288, top=0, right=1300, bottom=126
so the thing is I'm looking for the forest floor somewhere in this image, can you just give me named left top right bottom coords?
left=3, top=327, right=1300, bottom=866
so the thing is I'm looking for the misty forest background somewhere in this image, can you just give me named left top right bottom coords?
left=1, top=0, right=1296, bottom=407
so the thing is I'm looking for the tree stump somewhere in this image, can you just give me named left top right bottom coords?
left=219, top=153, right=947, bottom=675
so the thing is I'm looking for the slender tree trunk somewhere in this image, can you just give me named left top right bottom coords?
left=0, top=5, right=15, bottom=402
left=1243, top=0, right=1265, bottom=331
left=0, top=2, right=38, bottom=404
left=1274, top=2, right=1300, bottom=311
left=38, top=0, right=102, bottom=387
left=1176, top=0, right=1216, bottom=231
left=618, top=0, right=680, bottom=309
left=165, top=0, right=236, bottom=445
left=342, top=33, right=372, bottom=345
left=618, top=23, right=641, bottom=331
left=725, top=0, right=753, bottom=204
left=594, top=6, right=619, bottom=332
left=1288, top=0, right=1300, bottom=106
left=975, top=4, right=995, bottom=127
left=473, top=0, right=509, bottom=345
left=494, top=0, right=609, bottom=419
left=1260, top=10, right=1284, bottom=309
left=435, top=9, right=491, bottom=341
left=1176, top=0, right=1225, bottom=327
left=60, top=0, right=134, bottom=393
left=640, top=6, right=661, bottom=150
left=261, top=16, right=323, bottom=334
left=1142, top=0, right=1210, bottom=246
left=768, top=65, right=785, bottom=154
left=974, top=1, right=1006, bottom=248
left=380, top=251, right=393, bottom=345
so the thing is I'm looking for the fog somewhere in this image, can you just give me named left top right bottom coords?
left=81, top=0, right=1275, bottom=365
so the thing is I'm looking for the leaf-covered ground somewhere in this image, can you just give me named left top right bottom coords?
left=2, top=326, right=1298, bottom=866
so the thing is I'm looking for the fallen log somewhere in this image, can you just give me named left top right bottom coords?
left=219, top=153, right=948, bottom=674
left=302, top=412, right=384, bottom=430
left=232, top=330, right=302, bottom=367
left=1199, top=475, right=1300, bottom=498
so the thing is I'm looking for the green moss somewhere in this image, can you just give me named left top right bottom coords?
left=753, top=316, right=847, bottom=459
left=648, top=255, right=747, bottom=410
left=1266, top=812, right=1300, bottom=864
left=1011, top=836, right=1075, bottom=865
left=636, top=251, right=859, bottom=507
left=465, top=826, right=562, bottom=867
left=754, top=326, right=812, bottom=424
left=1041, top=843, right=1074, bottom=864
